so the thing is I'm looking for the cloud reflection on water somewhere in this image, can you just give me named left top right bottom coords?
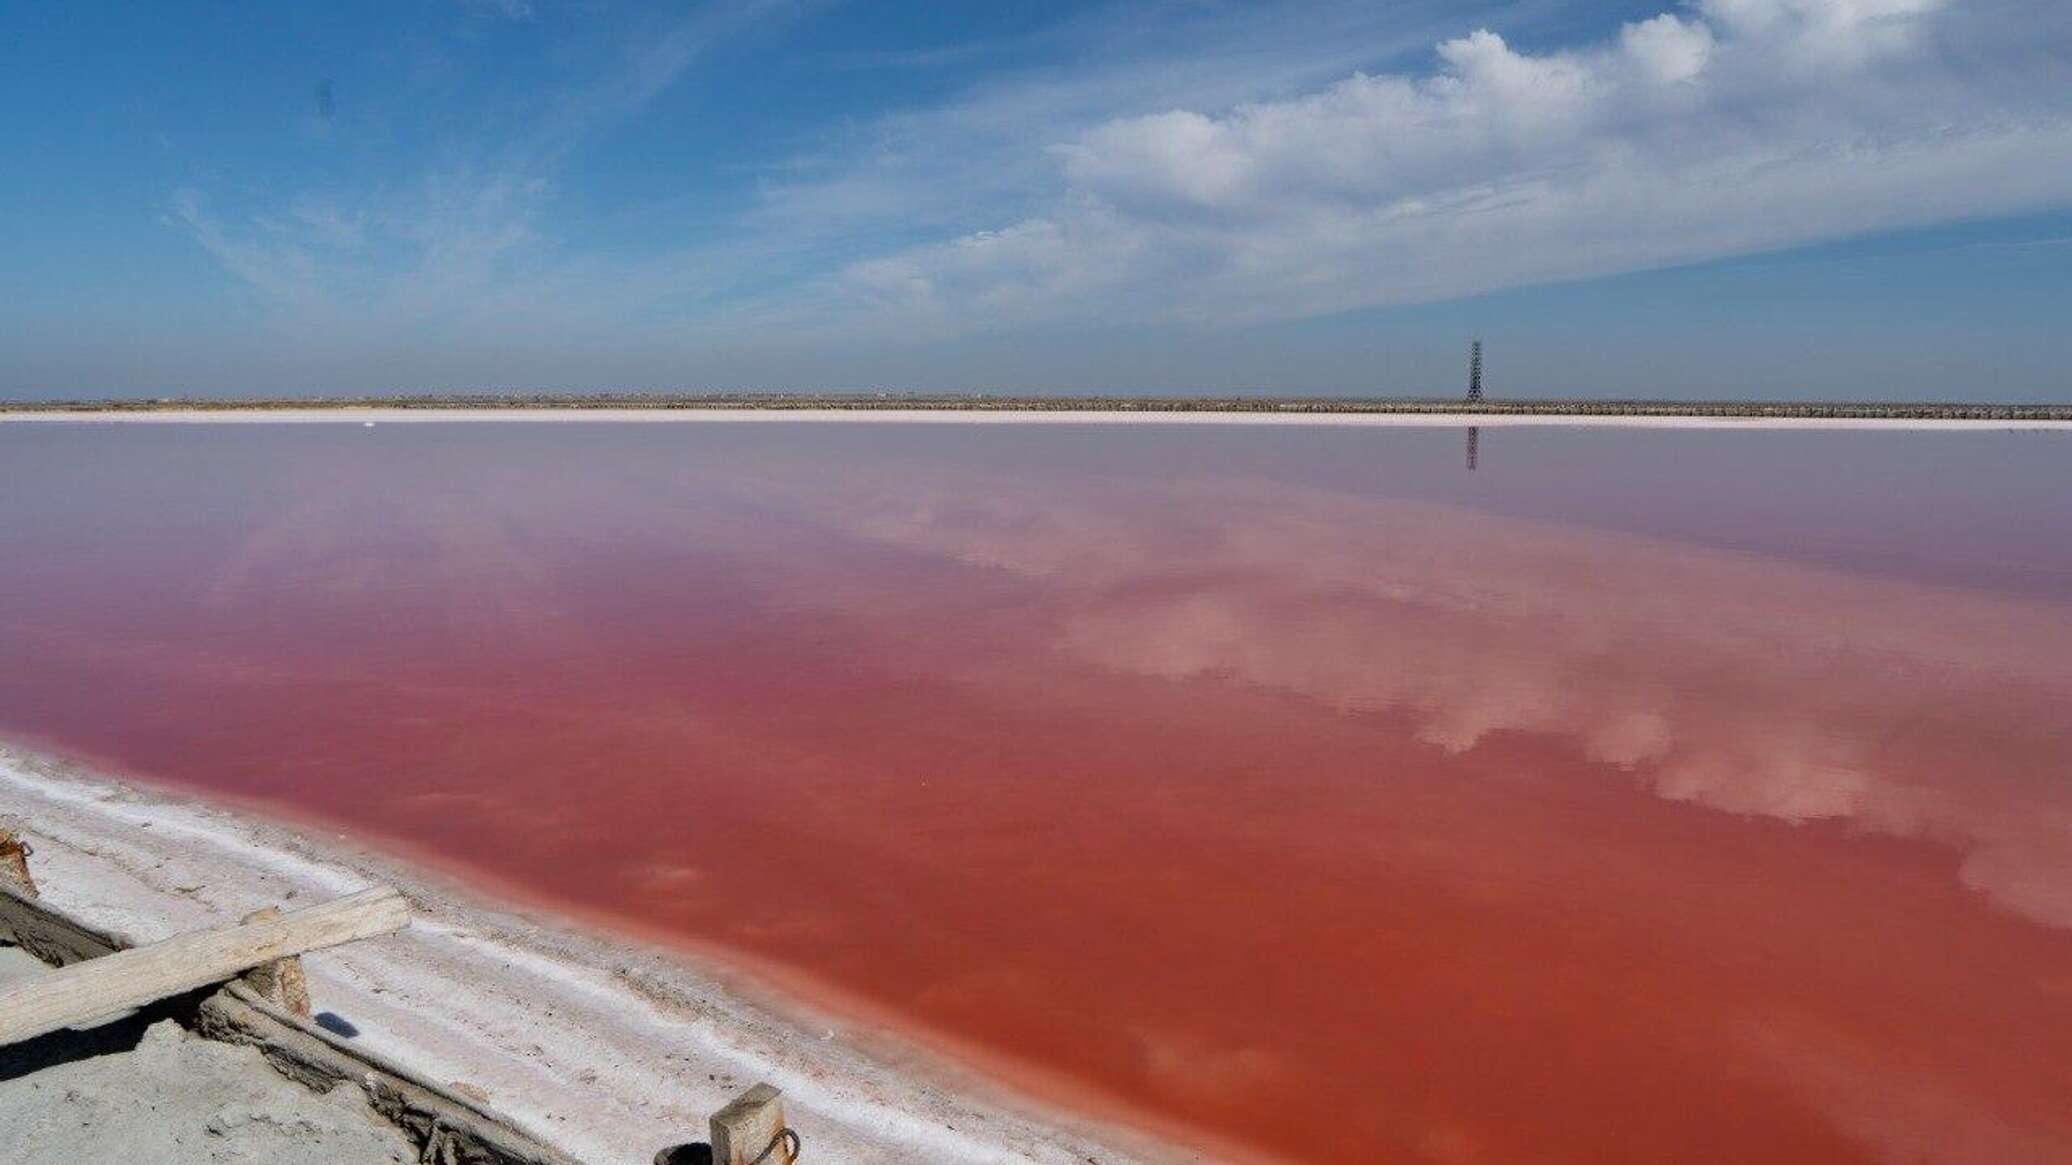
left=780, top=467, right=2072, bottom=930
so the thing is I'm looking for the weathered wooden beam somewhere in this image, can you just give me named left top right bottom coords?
left=2, top=879, right=575, bottom=1164
left=711, top=1082, right=795, bottom=1165
left=195, top=984, right=579, bottom=1165
left=0, top=827, right=35, bottom=898
left=0, top=886, right=406, bottom=1046
left=0, top=879, right=124, bottom=965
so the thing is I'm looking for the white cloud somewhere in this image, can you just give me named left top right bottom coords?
left=1698, top=0, right=1945, bottom=64
left=1621, top=14, right=1713, bottom=83
left=816, top=0, right=2072, bottom=331
left=1433, top=28, right=1596, bottom=118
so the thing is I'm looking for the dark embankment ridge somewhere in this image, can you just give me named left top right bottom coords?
left=5, top=394, right=2070, bottom=421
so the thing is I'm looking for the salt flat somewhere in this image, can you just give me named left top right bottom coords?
left=0, top=947, right=415, bottom=1165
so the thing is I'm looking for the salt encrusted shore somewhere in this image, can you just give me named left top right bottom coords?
left=1, top=406, right=2069, bottom=429
left=0, top=743, right=1208, bottom=1165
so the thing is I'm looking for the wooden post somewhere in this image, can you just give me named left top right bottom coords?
left=710, top=1083, right=794, bottom=1165
left=0, top=886, right=406, bottom=1047
left=238, top=906, right=314, bottom=1016
left=0, top=827, right=35, bottom=898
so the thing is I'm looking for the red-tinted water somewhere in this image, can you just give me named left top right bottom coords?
left=3, top=422, right=2070, bottom=1163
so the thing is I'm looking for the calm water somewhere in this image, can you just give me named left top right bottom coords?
left=3, top=422, right=2071, bottom=1163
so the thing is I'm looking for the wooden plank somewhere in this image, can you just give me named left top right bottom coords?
left=0, top=881, right=124, bottom=966
left=194, top=984, right=579, bottom=1165
left=711, top=1082, right=792, bottom=1165
left=0, top=886, right=406, bottom=1046
left=2, top=880, right=575, bottom=1165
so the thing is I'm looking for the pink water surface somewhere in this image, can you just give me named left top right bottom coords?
left=3, top=422, right=2070, bottom=1163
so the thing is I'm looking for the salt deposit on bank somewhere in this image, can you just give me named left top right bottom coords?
left=0, top=745, right=1192, bottom=1165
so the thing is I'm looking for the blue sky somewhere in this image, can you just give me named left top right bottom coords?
left=3, top=0, right=2069, bottom=399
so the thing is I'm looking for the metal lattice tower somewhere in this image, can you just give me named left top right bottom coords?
left=1466, top=340, right=1484, bottom=403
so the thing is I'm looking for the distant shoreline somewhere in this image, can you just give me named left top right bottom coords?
left=3, top=393, right=2070, bottom=421
left=5, top=398, right=2071, bottom=429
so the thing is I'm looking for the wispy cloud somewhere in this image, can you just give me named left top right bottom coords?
left=1967, top=234, right=2072, bottom=250
left=461, top=0, right=537, bottom=22
left=820, top=41, right=998, bottom=72
left=169, top=170, right=547, bottom=328
left=168, top=0, right=810, bottom=339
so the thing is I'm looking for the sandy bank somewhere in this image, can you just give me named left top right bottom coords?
left=2, top=406, right=2069, bottom=429
left=0, top=944, right=416, bottom=1165
left=0, top=744, right=1205, bottom=1165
